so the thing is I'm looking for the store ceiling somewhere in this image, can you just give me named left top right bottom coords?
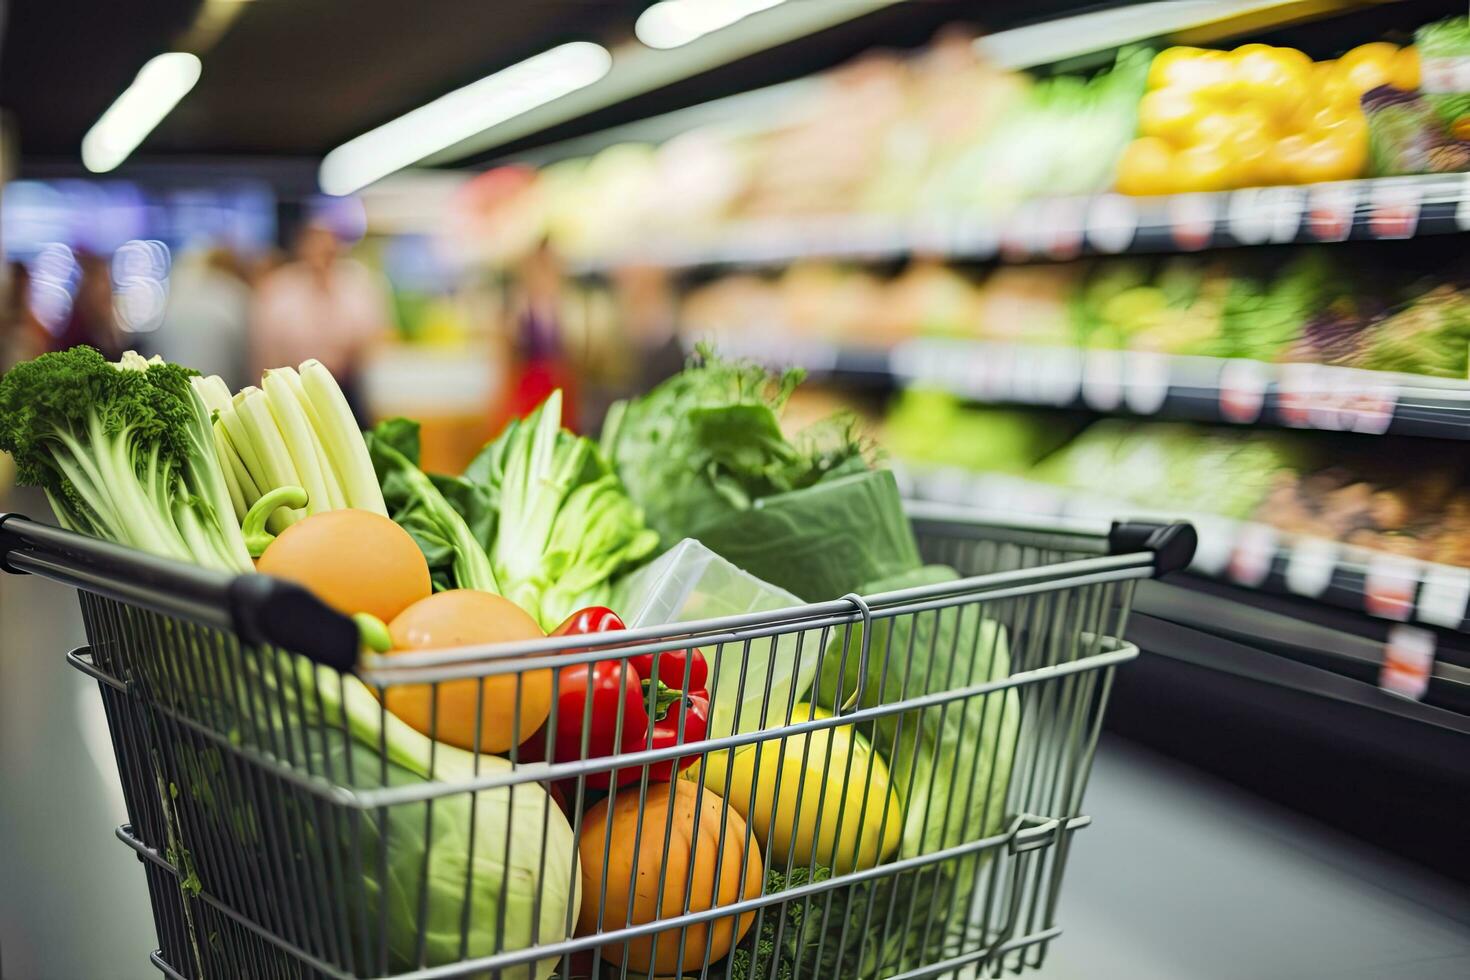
left=1, top=0, right=1078, bottom=172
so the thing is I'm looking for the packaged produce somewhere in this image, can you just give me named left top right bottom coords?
left=382, top=589, right=553, bottom=753
left=601, top=351, right=921, bottom=601
left=576, top=780, right=762, bottom=975
left=1416, top=16, right=1470, bottom=130
left=698, top=701, right=902, bottom=875
left=533, top=605, right=710, bottom=788
left=613, top=537, right=813, bottom=740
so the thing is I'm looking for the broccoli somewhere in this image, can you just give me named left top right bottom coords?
left=0, top=346, right=251, bottom=571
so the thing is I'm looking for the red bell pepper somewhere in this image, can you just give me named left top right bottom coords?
left=547, top=606, right=710, bottom=788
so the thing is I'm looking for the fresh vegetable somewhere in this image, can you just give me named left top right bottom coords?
left=460, top=390, right=659, bottom=629
left=602, top=351, right=920, bottom=600
left=576, top=780, right=762, bottom=975
left=384, top=589, right=552, bottom=753
left=191, top=360, right=386, bottom=529
left=298, top=726, right=578, bottom=980
left=1417, top=16, right=1470, bottom=128
left=1364, top=85, right=1470, bottom=175
left=255, top=508, right=431, bottom=623
left=540, top=606, right=710, bottom=788
left=726, top=860, right=962, bottom=980
left=0, top=348, right=251, bottom=571
left=366, top=417, right=501, bottom=594
left=814, top=566, right=1020, bottom=860
left=697, top=702, right=902, bottom=875
left=1354, top=283, right=1470, bottom=378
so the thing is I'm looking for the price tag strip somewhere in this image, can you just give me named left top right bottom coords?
left=1380, top=624, right=1436, bottom=701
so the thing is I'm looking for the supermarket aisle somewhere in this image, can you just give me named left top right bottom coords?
left=0, top=486, right=154, bottom=980
left=1043, top=736, right=1470, bottom=980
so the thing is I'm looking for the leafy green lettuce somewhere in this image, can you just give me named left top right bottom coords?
left=601, top=351, right=920, bottom=600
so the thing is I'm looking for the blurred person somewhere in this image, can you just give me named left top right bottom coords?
left=502, top=239, right=578, bottom=429
left=1, top=261, right=49, bottom=372
left=51, top=249, right=123, bottom=358
left=251, top=221, right=392, bottom=420
left=148, top=246, right=252, bottom=390
left=612, top=263, right=685, bottom=393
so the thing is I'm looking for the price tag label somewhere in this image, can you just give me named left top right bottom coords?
left=1081, top=349, right=1124, bottom=411
left=1168, top=193, right=1219, bottom=251
left=1285, top=537, right=1338, bottom=597
left=1306, top=181, right=1358, bottom=242
left=1086, top=194, right=1139, bottom=253
left=969, top=343, right=1014, bottom=401
left=1364, top=552, right=1421, bottom=621
left=1229, top=523, right=1278, bottom=586
left=1345, top=378, right=1399, bottom=435
left=999, top=203, right=1041, bottom=261
left=1456, top=173, right=1470, bottom=232
left=1380, top=624, right=1436, bottom=701
left=1416, top=563, right=1470, bottom=629
left=1228, top=186, right=1305, bottom=245
left=910, top=213, right=957, bottom=255
left=1218, top=359, right=1268, bottom=424
left=1275, top=362, right=1319, bottom=427
left=1368, top=179, right=1423, bottom=239
left=1123, top=351, right=1170, bottom=415
left=1039, top=197, right=1085, bottom=260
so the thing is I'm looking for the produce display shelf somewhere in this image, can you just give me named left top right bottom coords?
left=703, top=334, right=1470, bottom=441
left=898, top=464, right=1470, bottom=642
left=572, top=173, right=1470, bottom=272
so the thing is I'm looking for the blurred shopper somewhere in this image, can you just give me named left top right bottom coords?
left=503, top=239, right=578, bottom=429
left=252, top=221, right=391, bottom=420
left=150, top=247, right=252, bottom=391
left=1, top=262, right=49, bottom=372
left=51, top=250, right=122, bottom=358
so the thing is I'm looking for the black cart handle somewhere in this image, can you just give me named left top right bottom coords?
left=0, top=513, right=358, bottom=672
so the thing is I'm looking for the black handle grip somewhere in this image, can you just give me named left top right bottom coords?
left=0, top=513, right=358, bottom=672
left=1108, top=520, right=1197, bottom=576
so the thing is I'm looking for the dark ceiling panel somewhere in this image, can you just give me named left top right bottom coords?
left=150, top=0, right=637, bottom=155
left=0, top=0, right=201, bottom=156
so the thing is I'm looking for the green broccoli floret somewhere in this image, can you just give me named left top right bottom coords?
left=0, top=346, right=250, bottom=570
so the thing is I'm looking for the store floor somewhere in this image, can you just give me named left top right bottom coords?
left=2, top=483, right=1468, bottom=979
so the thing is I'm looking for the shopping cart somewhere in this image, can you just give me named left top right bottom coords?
left=0, top=502, right=1193, bottom=980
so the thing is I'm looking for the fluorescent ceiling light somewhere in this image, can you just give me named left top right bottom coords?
left=974, top=1, right=1308, bottom=68
left=319, top=41, right=612, bottom=196
left=637, top=0, right=788, bottom=50
left=81, top=52, right=201, bottom=173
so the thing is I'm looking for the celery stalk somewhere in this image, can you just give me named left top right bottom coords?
left=235, top=388, right=307, bottom=527
left=300, top=359, right=386, bottom=515
left=262, top=369, right=335, bottom=516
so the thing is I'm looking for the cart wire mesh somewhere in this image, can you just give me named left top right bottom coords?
left=0, top=504, right=1193, bottom=980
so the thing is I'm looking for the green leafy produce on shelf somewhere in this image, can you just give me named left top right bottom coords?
left=920, top=46, right=1151, bottom=213
left=884, top=389, right=1079, bottom=472
left=1216, top=252, right=1337, bottom=360
left=1034, top=420, right=1303, bottom=520
left=1353, top=284, right=1470, bottom=378
left=602, top=350, right=920, bottom=600
left=1416, top=16, right=1470, bottom=129
left=1071, top=258, right=1224, bottom=355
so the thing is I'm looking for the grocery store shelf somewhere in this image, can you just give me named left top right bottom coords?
left=572, top=173, right=1470, bottom=272
left=899, top=464, right=1470, bottom=642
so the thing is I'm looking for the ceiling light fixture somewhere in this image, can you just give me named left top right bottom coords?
left=81, top=52, right=202, bottom=174
left=635, top=0, right=789, bottom=50
left=319, top=41, right=613, bottom=196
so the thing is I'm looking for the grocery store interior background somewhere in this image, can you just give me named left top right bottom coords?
left=3, top=1, right=1470, bottom=978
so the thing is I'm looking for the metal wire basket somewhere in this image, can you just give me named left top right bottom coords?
left=0, top=503, right=1193, bottom=980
